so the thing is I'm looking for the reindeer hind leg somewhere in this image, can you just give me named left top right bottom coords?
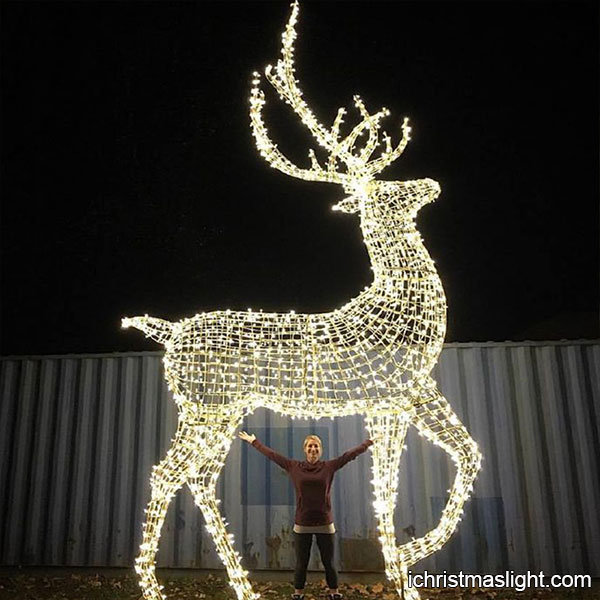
left=186, top=417, right=259, bottom=600
left=136, top=426, right=198, bottom=600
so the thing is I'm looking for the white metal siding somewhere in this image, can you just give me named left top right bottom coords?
left=0, top=341, right=598, bottom=574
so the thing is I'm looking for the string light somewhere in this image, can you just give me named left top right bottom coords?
left=123, top=2, right=481, bottom=599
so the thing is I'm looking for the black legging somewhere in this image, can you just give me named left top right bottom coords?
left=293, top=532, right=338, bottom=590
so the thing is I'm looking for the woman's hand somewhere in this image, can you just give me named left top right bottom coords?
left=238, top=431, right=256, bottom=444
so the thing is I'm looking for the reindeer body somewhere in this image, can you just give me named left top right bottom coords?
left=124, top=5, right=481, bottom=600
left=130, top=179, right=446, bottom=418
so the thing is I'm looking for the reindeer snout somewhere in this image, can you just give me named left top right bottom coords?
left=426, top=178, right=441, bottom=200
left=408, top=177, right=441, bottom=212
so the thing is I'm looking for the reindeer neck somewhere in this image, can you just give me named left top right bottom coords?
left=359, top=212, right=437, bottom=293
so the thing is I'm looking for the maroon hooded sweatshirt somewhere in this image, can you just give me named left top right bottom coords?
left=251, top=438, right=373, bottom=526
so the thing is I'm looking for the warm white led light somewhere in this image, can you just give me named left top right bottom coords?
left=124, top=3, right=481, bottom=599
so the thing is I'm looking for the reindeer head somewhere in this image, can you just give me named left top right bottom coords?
left=249, top=1, right=440, bottom=221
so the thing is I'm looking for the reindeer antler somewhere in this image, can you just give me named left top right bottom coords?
left=249, top=1, right=412, bottom=185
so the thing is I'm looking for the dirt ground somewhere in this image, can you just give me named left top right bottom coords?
left=0, top=573, right=598, bottom=600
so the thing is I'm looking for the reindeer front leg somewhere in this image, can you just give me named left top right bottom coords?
left=365, top=412, right=419, bottom=599
left=187, top=415, right=259, bottom=600
left=136, top=424, right=198, bottom=600
left=399, top=379, right=482, bottom=568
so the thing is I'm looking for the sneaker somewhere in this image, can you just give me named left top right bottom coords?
left=328, top=594, right=342, bottom=600
left=291, top=595, right=304, bottom=600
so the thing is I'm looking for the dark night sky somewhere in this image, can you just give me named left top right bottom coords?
left=1, top=1, right=598, bottom=355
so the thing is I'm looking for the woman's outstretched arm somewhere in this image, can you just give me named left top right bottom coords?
left=238, top=431, right=293, bottom=471
left=329, top=439, right=374, bottom=471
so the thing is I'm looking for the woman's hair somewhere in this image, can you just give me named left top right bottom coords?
left=303, top=434, right=322, bottom=451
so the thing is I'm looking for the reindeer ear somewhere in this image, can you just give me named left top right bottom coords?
left=332, top=195, right=360, bottom=214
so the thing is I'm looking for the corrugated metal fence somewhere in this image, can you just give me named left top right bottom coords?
left=1, top=341, right=598, bottom=575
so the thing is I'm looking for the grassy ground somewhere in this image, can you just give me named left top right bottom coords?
left=0, top=573, right=598, bottom=600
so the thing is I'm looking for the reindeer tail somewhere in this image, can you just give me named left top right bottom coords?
left=121, top=315, right=176, bottom=346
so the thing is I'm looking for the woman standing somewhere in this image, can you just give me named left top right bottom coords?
left=238, top=430, right=373, bottom=600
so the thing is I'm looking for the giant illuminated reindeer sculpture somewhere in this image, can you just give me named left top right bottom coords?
left=122, top=3, right=481, bottom=599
